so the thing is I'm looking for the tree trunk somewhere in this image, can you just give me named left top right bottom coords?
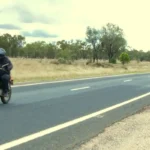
left=93, top=50, right=96, bottom=62
left=92, top=44, right=96, bottom=62
left=108, top=43, right=113, bottom=62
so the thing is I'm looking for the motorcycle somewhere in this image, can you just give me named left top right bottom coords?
left=0, top=64, right=13, bottom=104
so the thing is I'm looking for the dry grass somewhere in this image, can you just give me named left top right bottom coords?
left=10, top=58, right=150, bottom=83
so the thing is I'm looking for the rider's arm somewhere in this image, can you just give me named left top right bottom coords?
left=4, top=57, right=13, bottom=72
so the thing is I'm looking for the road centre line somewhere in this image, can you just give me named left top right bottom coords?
left=0, top=92, right=150, bottom=150
left=124, top=79, right=132, bottom=82
left=71, top=86, right=90, bottom=91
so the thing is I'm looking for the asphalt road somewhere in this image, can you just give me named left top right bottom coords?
left=0, top=73, right=150, bottom=150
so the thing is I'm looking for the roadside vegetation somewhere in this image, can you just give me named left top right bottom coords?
left=11, top=58, right=150, bottom=83
left=1, top=23, right=150, bottom=83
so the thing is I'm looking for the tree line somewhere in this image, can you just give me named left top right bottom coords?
left=0, top=23, right=149, bottom=63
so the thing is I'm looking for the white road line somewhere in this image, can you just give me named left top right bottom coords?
left=0, top=92, right=150, bottom=150
left=124, top=79, right=132, bottom=82
left=71, top=86, right=90, bottom=91
left=96, top=115, right=104, bottom=118
left=12, top=72, right=150, bottom=88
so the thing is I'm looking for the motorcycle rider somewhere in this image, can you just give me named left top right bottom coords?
left=0, top=48, right=13, bottom=97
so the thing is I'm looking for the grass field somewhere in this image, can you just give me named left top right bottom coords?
left=10, top=58, right=150, bottom=83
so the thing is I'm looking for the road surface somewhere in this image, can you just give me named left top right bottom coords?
left=0, top=73, right=150, bottom=150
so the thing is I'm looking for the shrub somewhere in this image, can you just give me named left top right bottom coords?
left=119, top=52, right=130, bottom=65
left=109, top=58, right=117, bottom=64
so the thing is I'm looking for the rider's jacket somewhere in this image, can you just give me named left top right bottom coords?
left=0, top=56, right=13, bottom=74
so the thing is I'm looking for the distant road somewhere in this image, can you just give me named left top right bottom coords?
left=0, top=73, right=150, bottom=150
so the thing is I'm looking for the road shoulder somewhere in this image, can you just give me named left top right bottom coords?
left=77, top=105, right=150, bottom=150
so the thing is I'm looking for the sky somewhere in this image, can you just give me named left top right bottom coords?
left=0, top=0, right=150, bottom=51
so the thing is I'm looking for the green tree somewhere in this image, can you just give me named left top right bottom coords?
left=23, top=41, right=57, bottom=58
left=86, top=26, right=102, bottom=62
left=101, top=23, right=127, bottom=63
left=0, top=33, right=25, bottom=57
left=11, top=35, right=26, bottom=57
left=119, top=52, right=130, bottom=65
left=69, top=40, right=86, bottom=60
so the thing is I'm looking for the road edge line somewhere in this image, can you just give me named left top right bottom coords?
left=12, top=72, right=150, bottom=88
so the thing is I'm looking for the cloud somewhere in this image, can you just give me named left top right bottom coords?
left=0, top=24, right=21, bottom=30
left=22, top=30, right=58, bottom=38
left=0, top=1, right=61, bottom=25
left=13, top=4, right=56, bottom=24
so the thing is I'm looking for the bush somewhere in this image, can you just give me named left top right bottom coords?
left=58, top=57, right=67, bottom=64
left=109, top=58, right=117, bottom=64
left=86, top=59, right=92, bottom=65
left=58, top=57, right=72, bottom=64
left=119, top=52, right=130, bottom=65
left=56, top=48, right=71, bottom=60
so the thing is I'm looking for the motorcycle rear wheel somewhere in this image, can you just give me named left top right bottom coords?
left=1, top=83, right=12, bottom=104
